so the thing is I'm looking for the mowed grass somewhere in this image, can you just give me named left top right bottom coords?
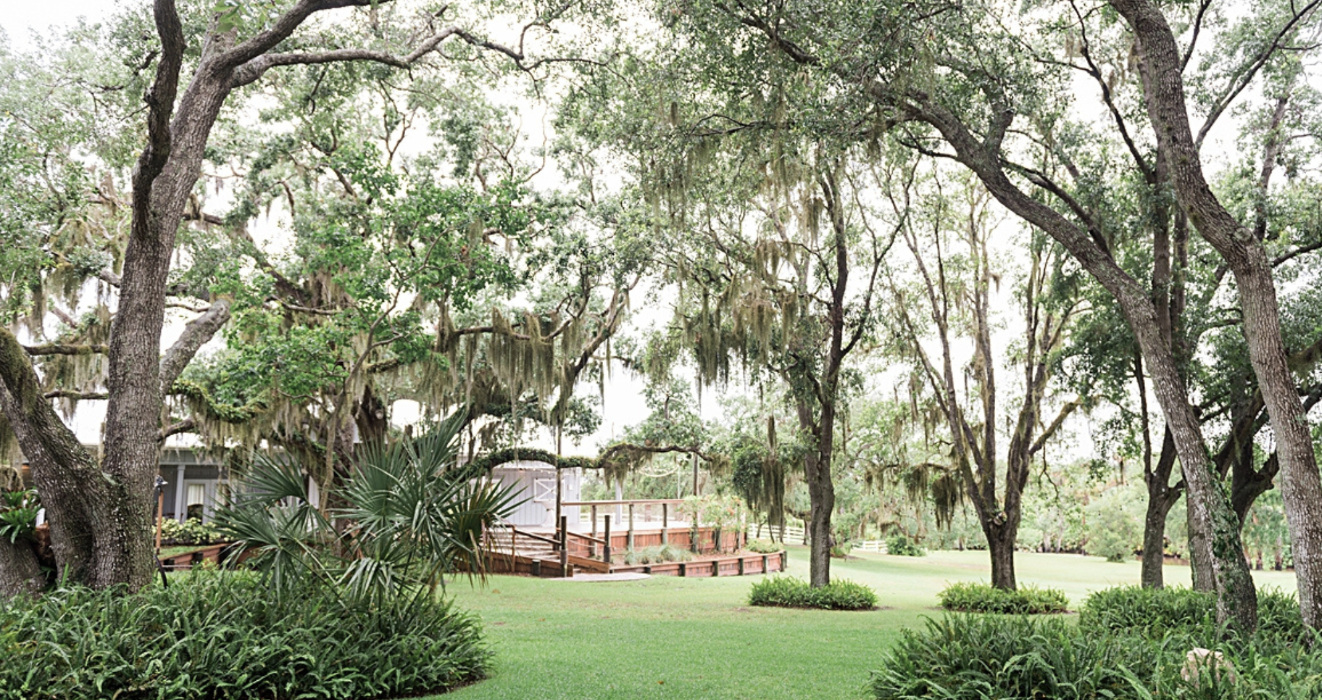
left=433, top=547, right=1298, bottom=700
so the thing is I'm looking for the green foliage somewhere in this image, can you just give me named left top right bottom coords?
left=745, top=539, right=783, bottom=554
left=158, top=517, right=224, bottom=546
left=872, top=610, right=1322, bottom=699
left=1080, top=585, right=1305, bottom=644
left=1079, top=585, right=1216, bottom=635
left=0, top=489, right=40, bottom=544
left=620, top=545, right=693, bottom=566
left=1086, top=487, right=1143, bottom=562
left=0, top=570, right=487, bottom=700
left=885, top=534, right=926, bottom=557
left=937, top=582, right=1069, bottom=614
left=748, top=576, right=878, bottom=611
left=680, top=492, right=745, bottom=552
left=870, top=615, right=1156, bottom=699
left=216, top=413, right=519, bottom=605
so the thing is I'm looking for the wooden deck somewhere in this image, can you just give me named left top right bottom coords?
left=479, top=520, right=786, bottom=579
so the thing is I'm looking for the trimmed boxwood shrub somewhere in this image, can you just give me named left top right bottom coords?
left=885, top=534, right=926, bottom=557
left=937, top=581, right=1069, bottom=614
left=748, top=576, right=878, bottom=610
left=0, top=570, right=488, bottom=700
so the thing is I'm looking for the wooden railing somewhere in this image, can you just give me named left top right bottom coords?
left=561, top=499, right=688, bottom=551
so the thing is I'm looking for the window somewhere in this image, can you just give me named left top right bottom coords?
left=532, top=477, right=557, bottom=503
left=186, top=483, right=206, bottom=522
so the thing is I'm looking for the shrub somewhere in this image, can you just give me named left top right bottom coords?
left=217, top=415, right=518, bottom=605
left=1081, top=585, right=1305, bottom=644
left=885, top=534, right=926, bottom=557
left=748, top=576, right=878, bottom=610
left=159, top=517, right=224, bottom=545
left=870, top=613, right=1322, bottom=699
left=1079, top=585, right=1215, bottom=634
left=620, top=544, right=694, bottom=565
left=871, top=615, right=1156, bottom=699
left=0, top=489, right=40, bottom=543
left=937, top=581, right=1069, bottom=614
left=0, top=570, right=488, bottom=700
left=745, top=538, right=783, bottom=554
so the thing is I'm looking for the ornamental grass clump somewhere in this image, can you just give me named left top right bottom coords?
left=937, top=581, right=1069, bottom=614
left=748, top=576, right=878, bottom=610
left=0, top=570, right=489, bottom=700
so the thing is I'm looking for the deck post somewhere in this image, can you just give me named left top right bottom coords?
left=780, top=551, right=787, bottom=571
left=627, top=503, right=635, bottom=551
left=559, top=515, right=569, bottom=577
left=679, top=562, right=687, bottom=577
left=603, top=515, right=612, bottom=564
left=738, top=557, right=745, bottom=576
left=590, top=505, right=598, bottom=557
left=762, top=554, right=769, bottom=573
left=662, top=503, right=669, bottom=546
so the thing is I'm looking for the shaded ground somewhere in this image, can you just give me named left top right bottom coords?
left=433, top=547, right=1298, bottom=700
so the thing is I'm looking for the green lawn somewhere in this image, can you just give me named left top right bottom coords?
left=435, top=547, right=1297, bottom=700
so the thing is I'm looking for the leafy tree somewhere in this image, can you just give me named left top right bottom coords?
left=664, top=0, right=1263, bottom=632
left=882, top=167, right=1080, bottom=589
left=0, top=0, right=569, bottom=593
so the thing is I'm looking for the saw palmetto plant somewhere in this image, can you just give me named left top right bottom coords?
left=215, top=412, right=520, bottom=606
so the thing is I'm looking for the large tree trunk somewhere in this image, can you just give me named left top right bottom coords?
left=1110, top=0, right=1322, bottom=629
left=797, top=397, right=836, bottom=588
left=1141, top=485, right=1180, bottom=589
left=986, top=522, right=1018, bottom=590
left=1187, top=503, right=1216, bottom=591
left=805, top=456, right=835, bottom=587
left=0, top=539, right=44, bottom=598
left=1140, top=430, right=1183, bottom=588
left=0, top=331, right=110, bottom=585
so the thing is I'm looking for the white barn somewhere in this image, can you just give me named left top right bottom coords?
left=489, top=460, right=581, bottom=529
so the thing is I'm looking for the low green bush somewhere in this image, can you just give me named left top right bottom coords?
left=937, top=581, right=1069, bottom=614
left=159, top=517, right=224, bottom=545
left=1079, top=585, right=1215, bottom=634
left=871, top=615, right=1155, bottom=699
left=745, top=538, right=783, bottom=554
left=620, top=544, right=694, bottom=565
left=0, top=570, right=488, bottom=700
left=748, top=576, right=878, bottom=610
left=871, top=613, right=1322, bottom=699
left=885, top=534, right=926, bottom=557
left=1081, top=584, right=1305, bottom=644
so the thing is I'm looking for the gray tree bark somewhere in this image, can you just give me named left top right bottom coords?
left=0, top=539, right=43, bottom=598
left=0, top=0, right=519, bottom=593
left=1110, top=0, right=1322, bottom=629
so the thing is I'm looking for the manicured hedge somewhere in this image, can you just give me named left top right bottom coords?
left=748, top=576, right=878, bottom=610
left=0, top=570, right=488, bottom=700
left=937, top=581, right=1069, bottom=614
